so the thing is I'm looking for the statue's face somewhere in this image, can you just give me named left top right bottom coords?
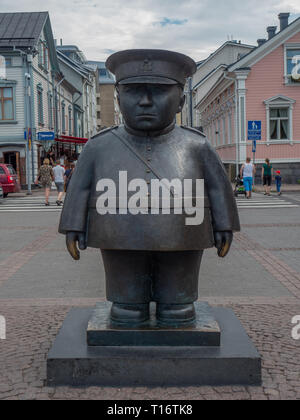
left=117, top=83, right=185, bottom=132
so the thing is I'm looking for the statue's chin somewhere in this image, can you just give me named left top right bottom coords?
left=125, top=118, right=175, bottom=133
left=126, top=122, right=164, bottom=132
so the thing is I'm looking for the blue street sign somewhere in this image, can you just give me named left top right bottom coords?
left=37, top=131, right=55, bottom=141
left=248, top=121, right=261, bottom=140
left=252, top=140, right=257, bottom=153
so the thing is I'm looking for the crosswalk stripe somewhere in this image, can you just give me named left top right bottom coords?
left=0, top=205, right=62, bottom=210
left=238, top=205, right=298, bottom=209
left=237, top=201, right=293, bottom=205
left=0, top=196, right=63, bottom=212
left=1, top=194, right=298, bottom=212
left=0, top=209, right=61, bottom=212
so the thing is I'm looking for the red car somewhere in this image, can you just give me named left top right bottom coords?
left=0, top=163, right=21, bottom=197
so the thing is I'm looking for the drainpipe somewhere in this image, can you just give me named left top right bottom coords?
left=224, top=72, right=239, bottom=177
left=24, top=67, right=32, bottom=194
left=27, top=53, right=36, bottom=188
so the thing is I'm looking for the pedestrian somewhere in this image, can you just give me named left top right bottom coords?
left=64, top=163, right=75, bottom=192
left=53, top=160, right=65, bottom=206
left=47, top=150, right=55, bottom=166
left=35, top=158, right=54, bottom=206
left=240, top=157, right=255, bottom=199
left=60, top=153, right=66, bottom=166
left=262, top=158, right=273, bottom=196
left=275, top=170, right=282, bottom=196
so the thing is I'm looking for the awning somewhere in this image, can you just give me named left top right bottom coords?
left=55, top=135, right=88, bottom=144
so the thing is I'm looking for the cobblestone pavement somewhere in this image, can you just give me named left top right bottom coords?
left=0, top=301, right=299, bottom=400
left=0, top=191, right=300, bottom=400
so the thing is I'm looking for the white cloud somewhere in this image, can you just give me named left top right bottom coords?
left=0, top=0, right=300, bottom=62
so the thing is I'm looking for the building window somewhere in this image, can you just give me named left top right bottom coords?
left=38, top=41, right=44, bottom=67
left=269, top=108, right=289, bottom=140
left=48, top=92, right=53, bottom=129
left=264, top=95, right=295, bottom=143
left=228, top=113, right=232, bottom=144
left=44, top=47, right=49, bottom=70
left=213, top=122, right=216, bottom=146
left=6, top=58, right=12, bottom=67
left=217, top=119, right=221, bottom=146
left=285, top=46, right=300, bottom=84
left=37, top=84, right=44, bottom=126
left=38, top=40, right=49, bottom=71
left=0, top=87, right=14, bottom=120
left=222, top=117, right=226, bottom=145
left=61, top=101, right=66, bottom=133
left=68, top=106, right=72, bottom=136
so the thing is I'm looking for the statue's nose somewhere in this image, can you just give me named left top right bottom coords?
left=139, top=92, right=152, bottom=106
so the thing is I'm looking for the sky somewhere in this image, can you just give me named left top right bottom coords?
left=1, top=0, right=300, bottom=63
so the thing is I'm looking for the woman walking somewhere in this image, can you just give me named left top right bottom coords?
left=35, top=158, right=54, bottom=206
left=262, top=158, right=273, bottom=196
left=240, top=157, right=255, bottom=199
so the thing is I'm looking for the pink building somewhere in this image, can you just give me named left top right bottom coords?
left=196, top=13, right=300, bottom=183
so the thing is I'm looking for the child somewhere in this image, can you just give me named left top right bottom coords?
left=275, top=170, right=282, bottom=196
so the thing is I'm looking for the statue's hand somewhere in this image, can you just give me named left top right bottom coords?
left=214, top=231, right=233, bottom=258
left=66, top=231, right=87, bottom=260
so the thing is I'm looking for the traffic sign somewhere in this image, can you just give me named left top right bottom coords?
left=248, top=121, right=261, bottom=140
left=37, top=131, right=55, bottom=141
left=252, top=140, right=257, bottom=153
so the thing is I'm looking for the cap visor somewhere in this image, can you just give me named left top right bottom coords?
left=118, top=76, right=178, bottom=85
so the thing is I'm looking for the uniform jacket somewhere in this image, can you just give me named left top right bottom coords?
left=59, top=124, right=240, bottom=250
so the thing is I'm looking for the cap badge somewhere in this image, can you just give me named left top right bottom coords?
left=140, top=58, right=152, bottom=73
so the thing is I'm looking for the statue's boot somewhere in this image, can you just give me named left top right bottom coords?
left=156, top=303, right=196, bottom=325
left=110, top=303, right=150, bottom=324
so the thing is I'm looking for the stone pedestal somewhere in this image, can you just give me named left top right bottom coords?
left=87, top=302, right=220, bottom=347
left=47, top=302, right=261, bottom=386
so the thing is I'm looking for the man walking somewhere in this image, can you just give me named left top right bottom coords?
left=53, top=160, right=65, bottom=206
left=240, top=157, right=255, bottom=199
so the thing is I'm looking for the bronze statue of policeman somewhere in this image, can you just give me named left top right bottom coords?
left=59, top=49, right=240, bottom=326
